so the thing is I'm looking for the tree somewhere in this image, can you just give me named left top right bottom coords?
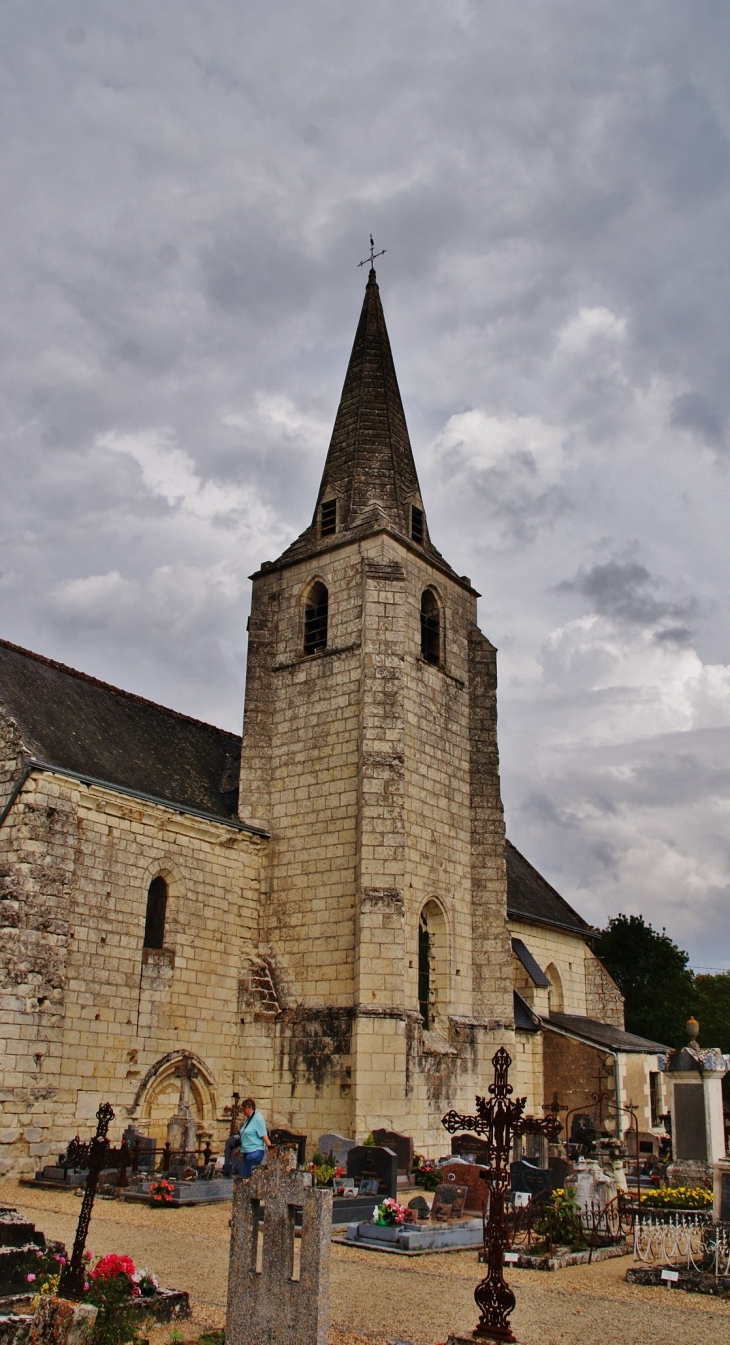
left=694, top=972, right=730, bottom=1055
left=592, top=914, right=697, bottom=1049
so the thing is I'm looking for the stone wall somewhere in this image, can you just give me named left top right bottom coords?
left=0, top=756, right=265, bottom=1174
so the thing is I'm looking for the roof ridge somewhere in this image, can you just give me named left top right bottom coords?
left=0, top=637, right=241, bottom=740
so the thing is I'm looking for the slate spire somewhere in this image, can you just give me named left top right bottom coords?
left=314, top=267, right=422, bottom=535
left=269, top=268, right=459, bottom=577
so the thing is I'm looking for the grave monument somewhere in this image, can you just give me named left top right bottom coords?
left=661, top=1017, right=728, bottom=1188
left=165, top=1054, right=198, bottom=1160
left=226, top=1147, right=331, bottom=1345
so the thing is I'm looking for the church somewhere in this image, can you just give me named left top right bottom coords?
left=0, top=269, right=667, bottom=1176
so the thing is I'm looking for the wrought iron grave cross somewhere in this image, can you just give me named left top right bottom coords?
left=442, top=1046, right=561, bottom=1343
left=358, top=233, right=386, bottom=269
left=58, top=1102, right=115, bottom=1299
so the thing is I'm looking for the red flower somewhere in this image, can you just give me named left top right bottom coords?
left=91, top=1254, right=136, bottom=1281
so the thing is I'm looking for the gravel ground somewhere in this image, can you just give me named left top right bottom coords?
left=3, top=1179, right=730, bottom=1345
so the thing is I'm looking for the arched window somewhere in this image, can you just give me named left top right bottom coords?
left=546, top=963, right=564, bottom=1014
left=144, top=876, right=168, bottom=950
left=418, top=910, right=432, bottom=1029
left=418, top=900, right=448, bottom=1031
left=420, top=589, right=440, bottom=666
left=304, top=582, right=328, bottom=655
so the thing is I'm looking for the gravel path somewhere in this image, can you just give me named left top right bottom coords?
left=4, top=1180, right=730, bottom=1345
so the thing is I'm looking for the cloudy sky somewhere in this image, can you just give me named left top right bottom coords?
left=1, top=2, right=729, bottom=968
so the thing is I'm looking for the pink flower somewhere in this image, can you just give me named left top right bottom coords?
left=83, top=1282, right=89, bottom=1292
left=26, top=1274, right=36, bottom=1282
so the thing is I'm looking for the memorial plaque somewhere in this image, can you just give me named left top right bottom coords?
left=430, top=1182, right=468, bottom=1221
left=721, top=1172, right=730, bottom=1223
left=346, top=1145, right=398, bottom=1199
left=372, top=1129, right=414, bottom=1177
left=440, top=1161, right=488, bottom=1213
left=408, top=1195, right=430, bottom=1221
left=673, top=1084, right=707, bottom=1162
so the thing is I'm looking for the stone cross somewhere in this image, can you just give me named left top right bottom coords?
left=167, top=1053, right=198, bottom=1157
left=226, top=1146, right=332, bottom=1345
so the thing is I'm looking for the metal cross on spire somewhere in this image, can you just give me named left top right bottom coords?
left=358, top=233, right=386, bottom=270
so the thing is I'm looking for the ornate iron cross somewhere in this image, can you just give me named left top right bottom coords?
left=58, top=1102, right=115, bottom=1299
left=442, top=1046, right=561, bottom=1343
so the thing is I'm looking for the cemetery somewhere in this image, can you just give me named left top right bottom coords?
left=0, top=1026, right=727, bottom=1345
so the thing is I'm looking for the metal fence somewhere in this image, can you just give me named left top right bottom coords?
left=633, top=1213, right=730, bottom=1277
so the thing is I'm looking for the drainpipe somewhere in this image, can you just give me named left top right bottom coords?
left=0, top=761, right=33, bottom=830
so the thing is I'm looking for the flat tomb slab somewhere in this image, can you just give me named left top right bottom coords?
left=123, top=1179, right=234, bottom=1206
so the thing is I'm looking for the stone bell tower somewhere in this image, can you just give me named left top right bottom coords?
left=239, top=267, right=513, bottom=1150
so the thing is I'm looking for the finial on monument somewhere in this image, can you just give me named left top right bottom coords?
left=358, top=233, right=386, bottom=273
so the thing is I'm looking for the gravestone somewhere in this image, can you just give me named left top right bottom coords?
left=430, top=1183, right=468, bottom=1221
left=548, top=1155, right=569, bottom=1191
left=346, top=1145, right=398, bottom=1199
left=450, top=1133, right=492, bottom=1165
left=226, top=1147, right=331, bottom=1345
left=440, top=1161, right=488, bottom=1214
left=371, top=1129, right=414, bottom=1178
left=123, top=1125, right=156, bottom=1170
left=569, top=1157, right=616, bottom=1213
left=269, top=1128, right=307, bottom=1167
left=317, top=1133, right=356, bottom=1169
left=408, top=1195, right=430, bottom=1221
left=510, top=1160, right=550, bottom=1198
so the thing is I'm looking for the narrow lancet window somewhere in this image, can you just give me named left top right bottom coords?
left=420, top=589, right=440, bottom=666
left=418, top=910, right=431, bottom=1030
left=411, top=505, right=424, bottom=545
left=144, top=876, right=168, bottom=949
left=304, top=582, right=328, bottom=655
left=320, top=499, right=337, bottom=536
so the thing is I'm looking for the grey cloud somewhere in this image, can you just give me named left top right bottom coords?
left=670, top=391, right=725, bottom=449
left=1, top=0, right=730, bottom=961
left=557, top=560, right=695, bottom=636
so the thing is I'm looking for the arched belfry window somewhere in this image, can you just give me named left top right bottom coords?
left=144, top=876, right=168, bottom=950
left=304, top=581, right=328, bottom=655
left=420, top=589, right=440, bottom=666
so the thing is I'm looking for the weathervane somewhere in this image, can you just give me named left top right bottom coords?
left=358, top=233, right=386, bottom=270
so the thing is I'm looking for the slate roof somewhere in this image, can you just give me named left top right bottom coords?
left=506, top=840, right=593, bottom=938
left=0, top=638, right=250, bottom=828
left=511, top=937, right=551, bottom=987
left=269, top=268, right=464, bottom=585
left=547, top=1012, right=667, bottom=1054
left=513, top=990, right=541, bottom=1033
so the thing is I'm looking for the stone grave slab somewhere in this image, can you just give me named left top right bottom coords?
left=345, top=1217, right=483, bottom=1253
left=346, top=1145, right=397, bottom=1200
left=430, top=1182, right=468, bottom=1221
left=440, top=1161, right=488, bottom=1214
left=317, top=1134, right=356, bottom=1169
left=226, top=1146, right=331, bottom=1345
left=371, top=1129, right=414, bottom=1178
left=124, top=1178, right=234, bottom=1206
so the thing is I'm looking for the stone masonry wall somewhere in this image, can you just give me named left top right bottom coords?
left=0, top=756, right=265, bottom=1175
